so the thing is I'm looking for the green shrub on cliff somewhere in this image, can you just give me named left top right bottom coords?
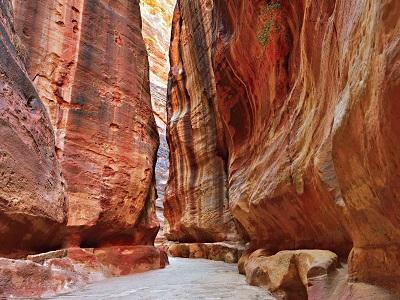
left=257, top=2, right=281, bottom=47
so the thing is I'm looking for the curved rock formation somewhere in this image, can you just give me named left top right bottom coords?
left=0, top=0, right=66, bottom=258
left=165, top=1, right=242, bottom=243
left=13, top=0, right=160, bottom=247
left=166, top=0, right=400, bottom=294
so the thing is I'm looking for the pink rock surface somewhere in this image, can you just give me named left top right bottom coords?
left=0, top=246, right=167, bottom=298
left=166, top=0, right=400, bottom=293
left=13, top=0, right=160, bottom=247
left=0, top=0, right=66, bottom=258
left=0, top=258, right=85, bottom=298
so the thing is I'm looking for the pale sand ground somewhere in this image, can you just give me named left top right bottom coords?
left=51, top=257, right=276, bottom=300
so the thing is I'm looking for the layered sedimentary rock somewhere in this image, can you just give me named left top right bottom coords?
left=167, top=0, right=400, bottom=294
left=0, top=0, right=66, bottom=257
left=165, top=1, right=242, bottom=243
left=13, top=0, right=160, bottom=247
left=140, top=0, right=175, bottom=242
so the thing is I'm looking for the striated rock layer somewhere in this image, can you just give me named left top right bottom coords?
left=140, top=0, right=175, bottom=242
left=0, top=0, right=66, bottom=257
left=13, top=0, right=160, bottom=247
left=166, top=0, right=400, bottom=294
left=165, top=0, right=242, bottom=243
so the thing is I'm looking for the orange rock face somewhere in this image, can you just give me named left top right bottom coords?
left=165, top=1, right=242, bottom=243
left=0, top=0, right=66, bottom=257
left=166, top=0, right=400, bottom=293
left=13, top=0, right=160, bottom=247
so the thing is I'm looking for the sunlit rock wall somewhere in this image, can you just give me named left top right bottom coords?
left=13, top=0, right=160, bottom=247
left=166, top=0, right=400, bottom=292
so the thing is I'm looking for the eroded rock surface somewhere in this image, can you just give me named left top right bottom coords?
left=166, top=0, right=400, bottom=294
left=0, top=246, right=167, bottom=298
left=165, top=0, right=242, bottom=243
left=167, top=242, right=244, bottom=263
left=0, top=0, right=66, bottom=258
left=13, top=0, right=160, bottom=247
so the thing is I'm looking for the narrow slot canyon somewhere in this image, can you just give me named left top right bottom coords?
left=0, top=0, right=400, bottom=299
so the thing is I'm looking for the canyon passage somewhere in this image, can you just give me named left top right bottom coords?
left=0, top=0, right=400, bottom=299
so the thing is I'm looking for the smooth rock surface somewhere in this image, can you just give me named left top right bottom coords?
left=0, top=0, right=66, bottom=258
left=52, top=257, right=276, bottom=300
left=165, top=0, right=242, bottom=243
left=244, top=249, right=338, bottom=299
left=13, top=0, right=160, bottom=247
left=166, top=0, right=400, bottom=292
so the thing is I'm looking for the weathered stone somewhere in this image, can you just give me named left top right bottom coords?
left=27, top=249, right=68, bottom=264
left=94, top=245, right=165, bottom=276
left=167, top=242, right=244, bottom=263
left=0, top=258, right=85, bottom=298
left=13, top=0, right=160, bottom=247
left=308, top=263, right=400, bottom=300
left=244, top=250, right=338, bottom=299
left=0, top=0, right=66, bottom=258
left=158, top=246, right=169, bottom=268
left=166, top=0, right=400, bottom=292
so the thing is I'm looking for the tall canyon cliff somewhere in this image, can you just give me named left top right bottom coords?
left=13, top=0, right=160, bottom=247
left=0, top=0, right=167, bottom=297
left=166, top=0, right=400, bottom=297
left=0, top=0, right=67, bottom=257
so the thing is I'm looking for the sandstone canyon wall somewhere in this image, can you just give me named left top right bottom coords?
left=140, top=0, right=175, bottom=242
left=166, top=0, right=400, bottom=295
left=0, top=0, right=168, bottom=296
left=13, top=0, right=160, bottom=247
left=165, top=1, right=242, bottom=243
left=0, top=0, right=66, bottom=258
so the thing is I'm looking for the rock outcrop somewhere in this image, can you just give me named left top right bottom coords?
left=13, top=0, right=160, bottom=247
left=0, top=246, right=167, bottom=298
left=165, top=0, right=242, bottom=243
left=140, top=0, right=175, bottom=243
left=244, top=249, right=338, bottom=299
left=0, top=0, right=66, bottom=258
left=166, top=0, right=400, bottom=295
left=1, top=0, right=166, bottom=297
left=167, top=242, right=244, bottom=263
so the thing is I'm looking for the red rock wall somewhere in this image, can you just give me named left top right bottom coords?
left=165, top=1, right=243, bottom=243
left=167, top=0, right=400, bottom=291
left=13, top=0, right=160, bottom=247
left=0, top=0, right=66, bottom=257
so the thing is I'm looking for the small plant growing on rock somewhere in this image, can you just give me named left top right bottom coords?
left=256, top=2, right=281, bottom=47
left=145, top=36, right=156, bottom=45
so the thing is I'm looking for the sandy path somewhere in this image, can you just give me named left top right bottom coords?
left=51, top=257, right=276, bottom=300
